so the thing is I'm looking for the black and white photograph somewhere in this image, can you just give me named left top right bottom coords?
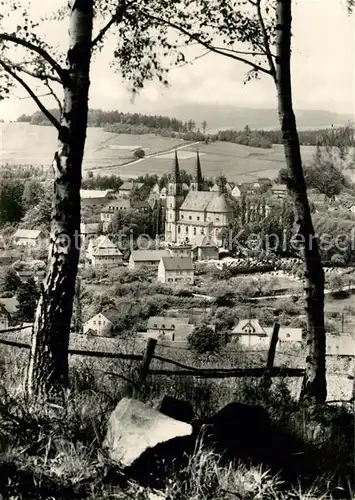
left=0, top=0, right=354, bottom=498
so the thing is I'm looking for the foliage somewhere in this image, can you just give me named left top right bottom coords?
left=0, top=267, right=21, bottom=294
left=15, top=277, right=40, bottom=323
left=0, top=180, right=25, bottom=226
left=133, top=147, right=145, bottom=159
left=188, top=324, right=223, bottom=354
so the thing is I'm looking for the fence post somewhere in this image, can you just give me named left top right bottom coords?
left=266, top=322, right=280, bottom=372
left=132, top=337, right=157, bottom=398
left=261, top=322, right=280, bottom=390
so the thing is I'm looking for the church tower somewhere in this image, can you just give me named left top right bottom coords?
left=165, top=150, right=184, bottom=242
left=191, top=150, right=203, bottom=192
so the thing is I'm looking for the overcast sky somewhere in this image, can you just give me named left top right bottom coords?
left=0, top=0, right=354, bottom=121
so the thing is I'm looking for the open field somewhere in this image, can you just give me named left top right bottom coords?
left=1, top=122, right=317, bottom=181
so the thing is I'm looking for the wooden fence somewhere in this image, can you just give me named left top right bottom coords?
left=0, top=323, right=305, bottom=392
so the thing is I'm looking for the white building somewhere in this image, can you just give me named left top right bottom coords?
left=13, top=229, right=45, bottom=247
left=83, top=310, right=116, bottom=336
left=80, top=222, right=101, bottom=237
left=80, top=189, right=113, bottom=208
left=86, top=235, right=123, bottom=268
left=326, top=334, right=355, bottom=356
left=0, top=303, right=10, bottom=331
left=231, top=319, right=269, bottom=348
left=128, top=249, right=171, bottom=270
left=231, top=185, right=241, bottom=199
left=264, top=326, right=303, bottom=343
left=118, top=182, right=145, bottom=198
left=157, top=256, right=194, bottom=285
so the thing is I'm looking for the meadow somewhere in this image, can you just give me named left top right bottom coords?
left=1, top=122, right=317, bottom=181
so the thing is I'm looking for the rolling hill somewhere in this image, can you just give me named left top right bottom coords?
left=0, top=122, right=317, bottom=181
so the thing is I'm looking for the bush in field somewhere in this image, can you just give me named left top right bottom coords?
left=188, top=324, right=223, bottom=354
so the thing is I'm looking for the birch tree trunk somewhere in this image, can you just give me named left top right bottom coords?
left=275, top=0, right=326, bottom=404
left=26, top=0, right=93, bottom=400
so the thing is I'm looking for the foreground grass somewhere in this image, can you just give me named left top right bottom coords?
left=0, top=348, right=353, bottom=499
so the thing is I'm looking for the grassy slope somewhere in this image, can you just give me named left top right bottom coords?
left=1, top=123, right=316, bottom=181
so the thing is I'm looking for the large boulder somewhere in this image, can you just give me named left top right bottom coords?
left=103, top=398, right=193, bottom=482
left=153, top=396, right=195, bottom=424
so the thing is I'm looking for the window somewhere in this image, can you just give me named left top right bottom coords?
left=216, top=217, right=220, bottom=222
left=186, top=226, right=188, bottom=233
left=171, top=324, right=175, bottom=329
left=153, top=324, right=157, bottom=328
left=162, top=324, right=165, bottom=328
left=200, top=228, right=204, bottom=235
left=181, top=215, right=184, bottom=219
left=178, top=226, right=181, bottom=234
left=93, top=321, right=96, bottom=325
left=193, top=227, right=196, bottom=235
left=286, top=333, right=290, bottom=338
left=197, top=216, right=200, bottom=221
left=189, top=216, right=192, bottom=220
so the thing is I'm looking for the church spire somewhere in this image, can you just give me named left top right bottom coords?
left=170, top=149, right=181, bottom=183
left=191, top=150, right=203, bottom=191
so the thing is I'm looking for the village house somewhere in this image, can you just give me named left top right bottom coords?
left=168, top=244, right=192, bottom=258
left=230, top=318, right=269, bottom=348
left=157, top=256, right=194, bottom=285
left=326, top=334, right=355, bottom=356
left=231, top=185, right=241, bottom=199
left=271, top=184, right=288, bottom=199
left=100, top=198, right=149, bottom=232
left=83, top=310, right=117, bottom=336
left=192, top=241, right=219, bottom=261
left=13, top=229, right=45, bottom=247
left=80, top=189, right=114, bottom=208
left=138, top=315, right=196, bottom=343
left=160, top=187, right=167, bottom=199
left=264, top=326, right=303, bottom=343
left=128, top=249, right=171, bottom=270
left=86, top=235, right=123, bottom=268
left=118, top=181, right=145, bottom=198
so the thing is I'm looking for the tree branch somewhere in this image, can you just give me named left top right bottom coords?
left=11, top=63, right=62, bottom=84
left=143, top=12, right=271, bottom=75
left=0, top=33, right=66, bottom=82
left=256, top=0, right=276, bottom=78
left=0, top=60, right=62, bottom=132
left=91, top=0, right=127, bottom=47
left=44, top=79, right=63, bottom=115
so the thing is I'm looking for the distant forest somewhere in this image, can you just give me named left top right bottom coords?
left=16, top=109, right=352, bottom=148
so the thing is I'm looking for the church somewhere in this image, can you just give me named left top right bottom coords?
left=165, top=151, right=234, bottom=246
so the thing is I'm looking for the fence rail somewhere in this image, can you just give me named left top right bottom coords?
left=0, top=323, right=306, bottom=382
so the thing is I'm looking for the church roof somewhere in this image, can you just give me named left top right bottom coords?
left=179, top=191, right=216, bottom=211
left=206, top=194, right=234, bottom=214
left=179, top=191, right=233, bottom=214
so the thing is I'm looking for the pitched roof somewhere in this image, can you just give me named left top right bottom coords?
left=170, top=150, right=181, bottom=183
left=119, top=182, right=144, bottom=191
left=232, top=319, right=267, bottom=335
left=161, top=256, right=194, bottom=271
left=13, top=229, right=43, bottom=239
left=147, top=316, right=190, bottom=330
left=130, top=249, right=171, bottom=262
left=91, top=235, right=122, bottom=255
left=210, top=184, right=219, bottom=192
left=80, top=189, right=112, bottom=199
left=0, top=297, right=19, bottom=315
left=86, top=310, right=117, bottom=324
left=179, top=191, right=216, bottom=211
left=206, top=194, right=234, bottom=213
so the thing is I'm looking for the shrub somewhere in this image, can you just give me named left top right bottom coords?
left=188, top=324, right=223, bottom=354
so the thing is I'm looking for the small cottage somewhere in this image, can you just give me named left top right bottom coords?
left=13, top=229, right=45, bottom=247
left=157, top=256, right=194, bottom=285
left=231, top=318, right=269, bottom=347
left=83, top=310, right=117, bottom=337
left=86, top=235, right=123, bottom=268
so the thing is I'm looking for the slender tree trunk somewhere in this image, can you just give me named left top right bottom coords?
left=275, top=0, right=326, bottom=404
left=26, top=0, right=93, bottom=400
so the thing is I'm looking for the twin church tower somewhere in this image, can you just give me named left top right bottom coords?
left=164, top=151, right=233, bottom=246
